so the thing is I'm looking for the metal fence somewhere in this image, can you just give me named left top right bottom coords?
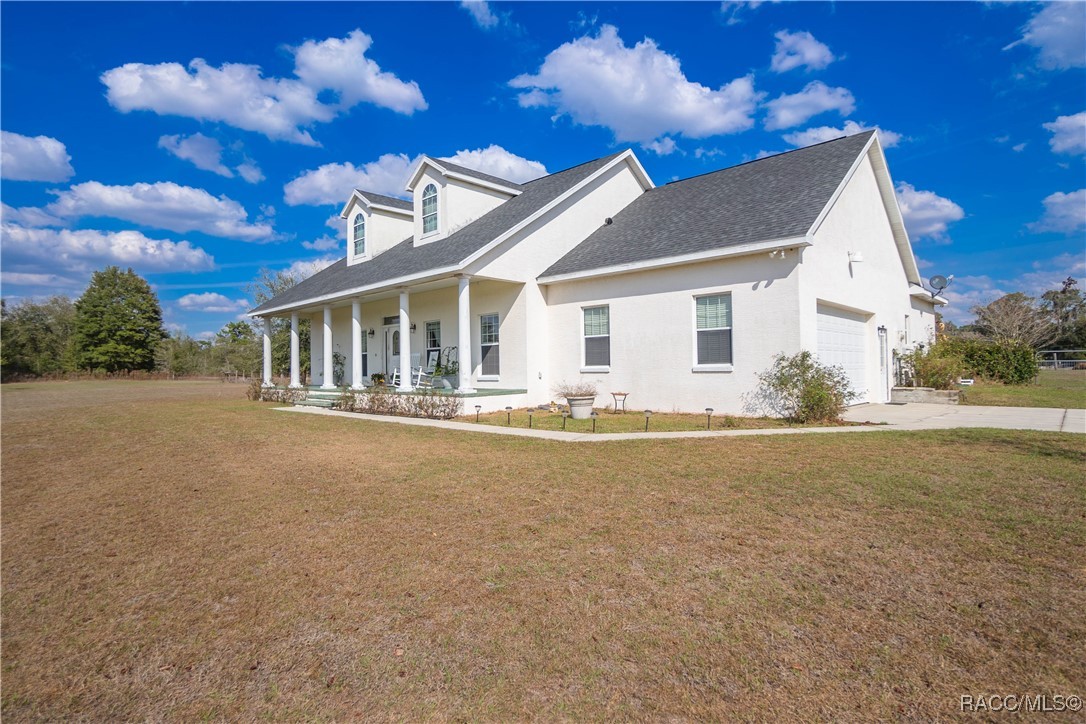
left=1038, top=350, right=1086, bottom=370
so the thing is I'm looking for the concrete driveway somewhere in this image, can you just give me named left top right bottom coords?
left=842, top=403, right=1085, bottom=433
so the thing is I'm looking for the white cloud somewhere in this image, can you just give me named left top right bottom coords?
left=1028, top=189, right=1086, bottom=234
left=284, top=153, right=414, bottom=206
left=176, top=292, right=250, bottom=313
left=46, top=181, right=276, bottom=242
left=694, top=147, right=724, bottom=159
left=764, top=81, right=855, bottom=131
left=782, top=120, right=902, bottom=149
left=158, top=133, right=232, bottom=177
left=1, top=202, right=65, bottom=228
left=642, top=137, right=678, bottom=156
left=326, top=214, right=347, bottom=240
left=1003, top=2, right=1086, bottom=71
left=302, top=235, right=341, bottom=251
left=291, top=29, right=427, bottom=115
left=1043, top=111, right=1086, bottom=155
left=461, top=1, right=498, bottom=29
left=770, top=30, right=835, bottom=73
left=895, top=182, right=965, bottom=243
left=101, top=30, right=425, bottom=146
left=0, top=223, right=215, bottom=274
left=441, top=145, right=548, bottom=182
left=510, top=24, right=760, bottom=145
left=286, top=256, right=338, bottom=279
left=1012, top=142, right=1028, bottom=153
left=236, top=161, right=265, bottom=184
left=940, top=252, right=1086, bottom=324
left=718, top=1, right=770, bottom=26
left=1, top=131, right=75, bottom=182
left=0, top=272, right=80, bottom=288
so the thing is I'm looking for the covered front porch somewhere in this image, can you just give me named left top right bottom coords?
left=255, top=273, right=525, bottom=396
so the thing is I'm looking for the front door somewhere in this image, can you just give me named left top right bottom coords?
left=384, top=327, right=400, bottom=376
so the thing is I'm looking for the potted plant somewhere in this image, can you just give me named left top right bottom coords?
left=554, top=381, right=597, bottom=419
left=370, top=372, right=386, bottom=387
left=432, top=347, right=459, bottom=390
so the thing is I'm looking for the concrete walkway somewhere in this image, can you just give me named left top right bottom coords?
left=276, top=402, right=1085, bottom=441
left=842, top=402, right=1085, bottom=434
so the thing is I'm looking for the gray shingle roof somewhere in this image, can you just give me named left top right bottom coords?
left=434, top=157, right=529, bottom=190
left=354, top=190, right=412, bottom=211
left=540, top=131, right=874, bottom=279
left=250, top=152, right=622, bottom=314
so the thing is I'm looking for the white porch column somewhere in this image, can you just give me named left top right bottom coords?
left=398, top=288, right=413, bottom=391
left=457, top=274, right=475, bottom=393
left=261, top=317, right=273, bottom=387
left=351, top=299, right=364, bottom=389
left=289, top=312, right=301, bottom=388
left=321, top=305, right=335, bottom=389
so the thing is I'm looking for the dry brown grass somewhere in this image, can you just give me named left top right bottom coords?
left=2, top=381, right=1084, bottom=720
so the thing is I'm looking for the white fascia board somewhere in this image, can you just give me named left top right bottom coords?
left=247, top=264, right=463, bottom=317
left=621, top=148, right=656, bottom=190
left=405, top=156, right=445, bottom=192
left=444, top=170, right=522, bottom=196
left=909, top=287, right=948, bottom=306
left=537, top=236, right=811, bottom=285
left=807, top=132, right=922, bottom=286
left=340, top=191, right=413, bottom=219
left=460, top=150, right=653, bottom=270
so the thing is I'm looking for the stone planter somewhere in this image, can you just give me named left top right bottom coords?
left=890, top=387, right=960, bottom=404
left=432, top=375, right=458, bottom=390
left=566, top=396, right=595, bottom=419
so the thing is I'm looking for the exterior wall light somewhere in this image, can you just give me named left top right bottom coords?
left=848, top=251, right=864, bottom=263
left=367, top=328, right=375, bottom=337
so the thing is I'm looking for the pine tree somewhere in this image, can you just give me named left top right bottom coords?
left=73, top=267, right=166, bottom=372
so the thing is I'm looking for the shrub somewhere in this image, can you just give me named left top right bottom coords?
left=334, top=386, right=462, bottom=419
left=933, top=337, right=1038, bottom=384
left=751, top=351, right=857, bottom=423
left=899, top=346, right=963, bottom=390
left=248, top=379, right=309, bottom=403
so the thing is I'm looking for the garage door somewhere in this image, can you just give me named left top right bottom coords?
left=816, top=304, right=869, bottom=404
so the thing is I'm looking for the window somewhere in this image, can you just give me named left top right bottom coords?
left=360, top=326, right=368, bottom=377
left=480, top=313, right=499, bottom=376
left=392, top=330, right=400, bottom=356
left=422, top=184, right=438, bottom=234
left=352, top=214, right=365, bottom=256
left=425, top=321, right=441, bottom=369
left=695, top=294, right=732, bottom=366
left=583, top=306, right=610, bottom=368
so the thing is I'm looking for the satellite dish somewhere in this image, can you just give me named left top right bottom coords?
left=929, top=275, right=949, bottom=291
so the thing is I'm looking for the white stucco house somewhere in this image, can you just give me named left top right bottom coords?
left=249, top=130, right=942, bottom=413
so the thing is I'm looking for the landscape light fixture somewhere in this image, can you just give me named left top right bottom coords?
left=475, top=404, right=482, bottom=423
left=644, top=409, right=653, bottom=432
left=705, top=407, right=714, bottom=430
left=527, top=409, right=534, bottom=429
left=505, top=406, right=513, bottom=425
left=561, top=411, right=569, bottom=430
left=590, top=410, right=599, bottom=433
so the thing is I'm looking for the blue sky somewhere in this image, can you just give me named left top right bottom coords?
left=2, top=1, right=1084, bottom=335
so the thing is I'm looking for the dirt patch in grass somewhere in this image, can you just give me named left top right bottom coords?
left=961, top=369, right=1086, bottom=409
left=460, top=408, right=864, bottom=433
left=2, top=381, right=1084, bottom=720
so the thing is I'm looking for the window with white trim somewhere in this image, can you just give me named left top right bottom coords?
left=352, top=214, right=365, bottom=256
left=480, top=313, right=499, bottom=376
left=695, top=294, right=732, bottom=366
left=583, top=306, right=610, bottom=368
left=422, top=184, right=438, bottom=234
left=425, top=321, right=441, bottom=369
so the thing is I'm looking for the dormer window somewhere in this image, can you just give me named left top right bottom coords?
left=422, top=184, right=438, bottom=234
left=352, top=214, right=365, bottom=256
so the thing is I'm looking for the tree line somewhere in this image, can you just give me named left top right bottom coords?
left=945, top=277, right=1086, bottom=352
left=1, top=266, right=311, bottom=382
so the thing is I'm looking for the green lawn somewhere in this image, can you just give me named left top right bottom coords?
left=2, top=381, right=1083, bottom=721
left=961, top=369, right=1086, bottom=409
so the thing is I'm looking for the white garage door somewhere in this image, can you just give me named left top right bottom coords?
left=817, top=304, right=869, bottom=404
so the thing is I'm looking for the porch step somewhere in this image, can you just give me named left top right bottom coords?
left=294, top=398, right=336, bottom=409
left=293, top=389, right=344, bottom=408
